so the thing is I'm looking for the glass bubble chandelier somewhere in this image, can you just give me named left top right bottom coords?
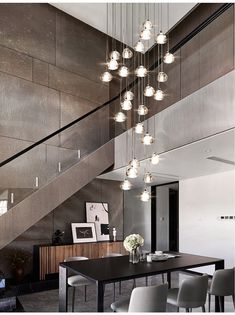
left=99, top=3, right=175, bottom=201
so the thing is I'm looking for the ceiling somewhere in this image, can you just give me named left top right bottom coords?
left=99, top=129, right=235, bottom=187
left=52, top=3, right=196, bottom=50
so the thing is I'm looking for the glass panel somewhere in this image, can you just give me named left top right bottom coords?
left=0, top=99, right=119, bottom=215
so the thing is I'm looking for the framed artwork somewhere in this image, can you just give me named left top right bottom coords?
left=71, top=223, right=97, bottom=243
left=86, top=202, right=110, bottom=241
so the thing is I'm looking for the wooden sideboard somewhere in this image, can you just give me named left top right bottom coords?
left=34, top=241, right=126, bottom=280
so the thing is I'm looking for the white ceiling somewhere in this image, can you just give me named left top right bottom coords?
left=52, top=3, right=196, bottom=50
left=99, top=129, right=235, bottom=187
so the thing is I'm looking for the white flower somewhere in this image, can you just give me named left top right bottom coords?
left=123, top=234, right=144, bottom=252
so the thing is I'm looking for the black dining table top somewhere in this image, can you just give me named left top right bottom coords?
left=60, top=252, right=223, bottom=283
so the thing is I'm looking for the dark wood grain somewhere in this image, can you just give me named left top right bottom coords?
left=38, top=241, right=126, bottom=280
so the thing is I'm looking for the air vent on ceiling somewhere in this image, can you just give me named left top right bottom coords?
left=206, top=156, right=235, bottom=166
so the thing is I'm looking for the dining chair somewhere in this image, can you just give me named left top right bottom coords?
left=64, top=256, right=93, bottom=312
left=167, top=274, right=208, bottom=312
left=111, top=283, right=168, bottom=312
left=208, top=267, right=235, bottom=312
left=103, top=253, right=123, bottom=300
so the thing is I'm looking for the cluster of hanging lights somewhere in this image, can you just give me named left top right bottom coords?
left=100, top=4, right=174, bottom=201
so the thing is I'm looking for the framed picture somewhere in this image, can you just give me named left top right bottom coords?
left=86, top=202, right=110, bottom=241
left=71, top=223, right=97, bottom=243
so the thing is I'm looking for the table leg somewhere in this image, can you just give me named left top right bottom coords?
left=96, top=282, right=104, bottom=312
left=215, top=260, right=224, bottom=312
left=167, top=272, right=171, bottom=288
left=59, top=266, right=68, bottom=312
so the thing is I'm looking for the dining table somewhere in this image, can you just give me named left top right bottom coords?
left=59, top=251, right=224, bottom=312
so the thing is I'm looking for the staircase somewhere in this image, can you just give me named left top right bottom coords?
left=0, top=140, right=114, bottom=249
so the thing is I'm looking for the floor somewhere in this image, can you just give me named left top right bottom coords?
left=18, top=272, right=234, bottom=312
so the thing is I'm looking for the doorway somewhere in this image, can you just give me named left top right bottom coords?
left=151, top=182, right=179, bottom=252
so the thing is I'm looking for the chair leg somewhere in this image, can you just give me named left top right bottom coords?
left=72, top=287, right=76, bottom=312
left=84, top=285, right=87, bottom=302
left=177, top=307, right=179, bottom=312
left=113, top=283, right=116, bottom=301
left=202, top=305, right=206, bottom=312
left=145, top=276, right=148, bottom=286
left=119, top=281, right=121, bottom=295
left=186, top=308, right=190, bottom=312
left=219, top=296, right=224, bottom=312
left=162, top=274, right=165, bottom=283
left=208, top=293, right=211, bottom=312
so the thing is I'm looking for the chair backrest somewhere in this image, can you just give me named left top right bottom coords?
left=64, top=256, right=89, bottom=262
left=177, top=274, right=208, bottom=309
left=128, top=283, right=168, bottom=312
left=210, top=267, right=235, bottom=296
left=103, top=253, right=123, bottom=258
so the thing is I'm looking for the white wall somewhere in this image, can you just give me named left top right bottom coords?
left=179, top=170, right=235, bottom=275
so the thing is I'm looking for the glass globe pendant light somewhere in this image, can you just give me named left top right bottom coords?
left=156, top=31, right=167, bottom=44
left=144, top=85, right=155, bottom=97
left=122, top=47, right=133, bottom=59
left=144, top=172, right=153, bottom=184
left=151, top=153, right=160, bottom=165
left=126, top=166, right=138, bottom=179
left=121, top=100, right=132, bottom=111
left=109, top=50, right=120, bottom=60
left=120, top=178, right=132, bottom=190
left=140, top=188, right=151, bottom=202
left=134, top=40, right=144, bottom=53
left=119, top=66, right=129, bottom=77
left=137, top=104, right=148, bottom=116
left=154, top=89, right=165, bottom=101
left=164, top=51, right=175, bottom=64
left=114, top=111, right=126, bottom=122
left=157, top=71, right=168, bottom=83
left=108, top=58, right=118, bottom=70
left=140, top=28, right=151, bottom=41
left=143, top=20, right=153, bottom=30
left=124, top=91, right=134, bottom=101
left=129, top=158, right=140, bottom=169
left=100, top=71, right=113, bottom=82
left=135, top=122, right=144, bottom=134
left=142, top=133, right=154, bottom=145
left=135, top=65, right=147, bottom=78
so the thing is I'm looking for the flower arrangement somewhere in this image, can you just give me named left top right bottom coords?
left=123, top=234, right=144, bottom=252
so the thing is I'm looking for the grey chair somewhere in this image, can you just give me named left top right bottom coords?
left=208, top=267, right=235, bottom=312
left=167, top=274, right=208, bottom=312
left=111, top=283, right=168, bottom=312
left=64, top=256, right=93, bottom=312
left=103, top=253, right=123, bottom=300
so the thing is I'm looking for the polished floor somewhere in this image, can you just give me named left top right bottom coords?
left=19, top=272, right=234, bottom=312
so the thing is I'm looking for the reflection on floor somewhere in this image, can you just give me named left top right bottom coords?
left=19, top=272, right=234, bottom=312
